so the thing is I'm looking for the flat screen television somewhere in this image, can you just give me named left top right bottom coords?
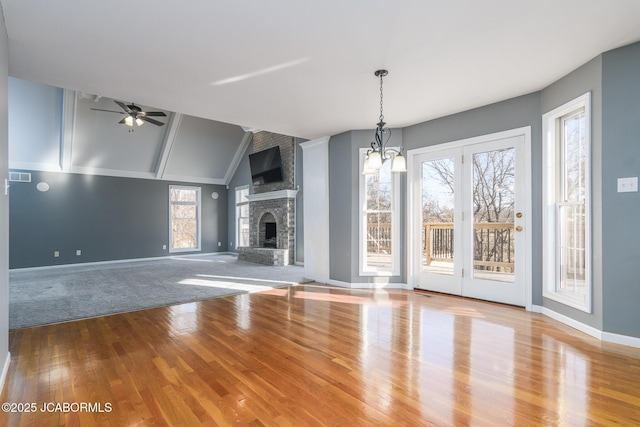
left=249, top=146, right=283, bottom=185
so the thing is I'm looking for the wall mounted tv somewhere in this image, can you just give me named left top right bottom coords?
left=249, top=146, right=284, bottom=185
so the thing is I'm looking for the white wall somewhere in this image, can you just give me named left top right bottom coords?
left=1, top=9, right=12, bottom=392
left=300, top=137, right=330, bottom=282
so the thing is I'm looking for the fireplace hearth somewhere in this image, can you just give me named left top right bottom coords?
left=237, top=189, right=298, bottom=266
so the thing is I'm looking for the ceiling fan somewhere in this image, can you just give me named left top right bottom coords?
left=91, top=101, right=167, bottom=127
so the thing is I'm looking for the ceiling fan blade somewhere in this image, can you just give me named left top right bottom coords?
left=139, top=116, right=165, bottom=126
left=118, top=117, right=127, bottom=124
left=90, top=108, right=126, bottom=114
left=140, top=111, right=167, bottom=117
left=114, top=101, right=133, bottom=114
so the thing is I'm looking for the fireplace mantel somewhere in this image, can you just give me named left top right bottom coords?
left=246, top=189, right=298, bottom=202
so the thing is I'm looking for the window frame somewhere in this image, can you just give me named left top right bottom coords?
left=235, top=185, right=250, bottom=249
left=359, top=148, right=400, bottom=277
left=169, top=185, right=202, bottom=253
left=542, top=93, right=592, bottom=312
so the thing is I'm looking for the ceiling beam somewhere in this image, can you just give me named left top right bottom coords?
left=154, top=113, right=183, bottom=180
left=60, top=89, right=77, bottom=172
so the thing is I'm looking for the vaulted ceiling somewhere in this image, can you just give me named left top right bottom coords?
left=8, top=78, right=250, bottom=184
left=2, top=1, right=640, bottom=139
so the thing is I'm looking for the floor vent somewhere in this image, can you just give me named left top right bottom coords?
left=9, top=172, right=32, bottom=183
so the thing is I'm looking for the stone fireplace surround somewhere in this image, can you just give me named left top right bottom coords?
left=237, top=189, right=297, bottom=266
left=236, top=131, right=298, bottom=266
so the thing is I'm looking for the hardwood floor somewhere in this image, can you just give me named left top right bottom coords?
left=1, top=284, right=640, bottom=426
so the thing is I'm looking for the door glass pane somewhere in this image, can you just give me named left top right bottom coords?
left=472, top=148, right=515, bottom=282
left=421, top=158, right=455, bottom=275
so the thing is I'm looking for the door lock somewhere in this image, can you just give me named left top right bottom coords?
left=515, top=226, right=523, bottom=232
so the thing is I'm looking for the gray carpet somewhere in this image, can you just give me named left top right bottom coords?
left=9, top=254, right=308, bottom=329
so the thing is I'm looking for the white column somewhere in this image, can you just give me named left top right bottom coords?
left=300, top=137, right=330, bottom=283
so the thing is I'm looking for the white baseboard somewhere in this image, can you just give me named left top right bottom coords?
left=0, top=352, right=10, bottom=395
left=327, top=279, right=409, bottom=290
left=10, top=252, right=236, bottom=272
left=532, top=305, right=640, bottom=349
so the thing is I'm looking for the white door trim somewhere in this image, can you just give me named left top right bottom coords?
left=407, top=126, right=533, bottom=310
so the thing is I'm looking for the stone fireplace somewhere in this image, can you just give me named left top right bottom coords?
left=237, top=131, right=297, bottom=266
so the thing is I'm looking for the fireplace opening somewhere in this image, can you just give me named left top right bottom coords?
left=264, top=222, right=277, bottom=248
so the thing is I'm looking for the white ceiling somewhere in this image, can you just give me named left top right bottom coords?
left=2, top=0, right=640, bottom=139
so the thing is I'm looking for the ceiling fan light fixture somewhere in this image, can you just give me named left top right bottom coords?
left=124, top=115, right=134, bottom=126
left=135, top=117, right=144, bottom=126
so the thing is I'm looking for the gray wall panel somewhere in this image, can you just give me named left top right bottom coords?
left=8, top=78, right=63, bottom=168
left=328, top=132, right=353, bottom=283
left=226, top=140, right=253, bottom=251
left=9, top=171, right=228, bottom=268
left=601, top=42, right=640, bottom=337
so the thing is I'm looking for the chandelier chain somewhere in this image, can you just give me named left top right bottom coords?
left=379, top=73, right=384, bottom=123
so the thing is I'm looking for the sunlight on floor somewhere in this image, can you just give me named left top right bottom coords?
left=179, top=278, right=274, bottom=293
left=293, top=290, right=408, bottom=307
left=196, top=274, right=299, bottom=285
left=441, top=306, right=486, bottom=318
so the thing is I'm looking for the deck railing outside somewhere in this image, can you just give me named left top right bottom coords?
left=366, top=222, right=515, bottom=272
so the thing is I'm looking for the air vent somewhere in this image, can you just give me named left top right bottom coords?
left=9, top=172, right=32, bottom=183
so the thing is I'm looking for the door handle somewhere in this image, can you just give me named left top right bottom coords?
left=516, top=212, right=523, bottom=218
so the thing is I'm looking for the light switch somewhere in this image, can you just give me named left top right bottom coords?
left=617, top=177, right=638, bottom=193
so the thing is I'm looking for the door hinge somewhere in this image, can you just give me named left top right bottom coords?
left=461, top=155, right=464, bottom=164
left=461, top=268, right=464, bottom=278
left=462, top=212, right=464, bottom=221
left=3, top=179, right=9, bottom=196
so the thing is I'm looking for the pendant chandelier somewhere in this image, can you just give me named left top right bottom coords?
left=362, top=69, right=407, bottom=174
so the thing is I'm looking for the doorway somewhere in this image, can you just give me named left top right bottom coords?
left=408, top=128, right=531, bottom=307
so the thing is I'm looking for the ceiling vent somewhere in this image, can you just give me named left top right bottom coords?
left=9, top=172, right=32, bottom=183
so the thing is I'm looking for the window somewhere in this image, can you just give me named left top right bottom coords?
left=542, top=93, right=591, bottom=312
left=169, top=185, right=201, bottom=252
left=359, top=149, right=400, bottom=276
left=235, top=186, right=250, bottom=248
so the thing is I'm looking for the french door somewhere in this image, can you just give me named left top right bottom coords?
left=411, top=133, right=528, bottom=306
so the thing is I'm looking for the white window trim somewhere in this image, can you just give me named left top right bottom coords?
left=235, top=185, right=250, bottom=248
left=542, top=93, right=592, bottom=312
left=169, top=185, right=202, bottom=253
left=358, top=148, right=400, bottom=277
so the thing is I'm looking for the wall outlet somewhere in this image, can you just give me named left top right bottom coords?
left=617, top=177, right=638, bottom=193
left=163, top=244, right=167, bottom=250
left=218, top=241, right=222, bottom=247
left=54, top=251, right=59, bottom=257
left=76, top=250, right=81, bottom=256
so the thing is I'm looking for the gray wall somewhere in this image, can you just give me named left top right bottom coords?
left=540, top=55, right=603, bottom=330
left=226, top=137, right=253, bottom=251
left=8, top=78, right=63, bottom=169
left=329, top=132, right=353, bottom=282
left=1, top=10, right=10, bottom=386
left=9, top=171, right=228, bottom=268
left=602, top=42, right=640, bottom=337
